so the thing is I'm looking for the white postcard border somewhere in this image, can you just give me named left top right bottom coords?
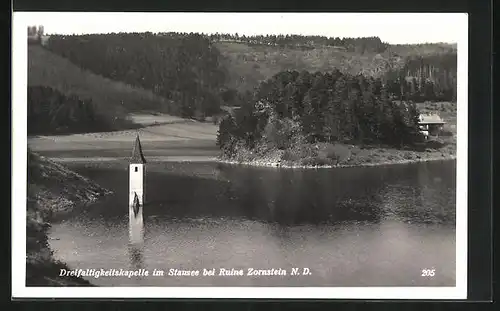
left=12, top=12, right=468, bottom=300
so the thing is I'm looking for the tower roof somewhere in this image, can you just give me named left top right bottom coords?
left=130, top=134, right=146, bottom=164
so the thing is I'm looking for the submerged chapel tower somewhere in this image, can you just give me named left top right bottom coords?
left=129, top=134, right=146, bottom=209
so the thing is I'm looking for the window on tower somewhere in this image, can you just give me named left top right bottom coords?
left=135, top=167, right=138, bottom=172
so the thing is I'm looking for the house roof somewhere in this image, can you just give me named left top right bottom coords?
left=130, top=134, right=146, bottom=164
left=418, top=114, right=446, bottom=124
left=219, top=106, right=241, bottom=117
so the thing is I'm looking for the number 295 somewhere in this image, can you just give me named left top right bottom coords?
left=421, top=269, right=435, bottom=277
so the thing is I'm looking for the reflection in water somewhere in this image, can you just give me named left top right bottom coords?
left=221, top=166, right=385, bottom=226
left=377, top=161, right=456, bottom=226
left=128, top=202, right=145, bottom=272
left=128, top=244, right=144, bottom=270
left=129, top=203, right=144, bottom=245
left=49, top=160, right=456, bottom=287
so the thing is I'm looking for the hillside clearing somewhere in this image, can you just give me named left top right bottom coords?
left=216, top=41, right=404, bottom=92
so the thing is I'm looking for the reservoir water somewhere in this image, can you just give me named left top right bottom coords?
left=48, top=159, right=456, bottom=287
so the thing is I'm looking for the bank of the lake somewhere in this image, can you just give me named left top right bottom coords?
left=218, top=140, right=456, bottom=169
left=26, top=151, right=110, bottom=286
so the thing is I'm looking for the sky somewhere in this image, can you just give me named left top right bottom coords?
left=16, top=12, right=466, bottom=44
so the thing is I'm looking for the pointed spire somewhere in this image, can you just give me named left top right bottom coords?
left=130, top=134, right=146, bottom=164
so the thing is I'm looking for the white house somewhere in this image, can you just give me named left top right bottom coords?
left=418, top=114, right=446, bottom=139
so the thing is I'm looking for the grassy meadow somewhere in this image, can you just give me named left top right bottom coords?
left=216, top=41, right=401, bottom=92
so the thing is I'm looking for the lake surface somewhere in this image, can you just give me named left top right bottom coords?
left=48, top=160, right=456, bottom=287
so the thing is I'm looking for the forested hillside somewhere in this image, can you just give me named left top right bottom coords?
left=43, top=32, right=456, bottom=108
left=27, top=86, right=140, bottom=135
left=30, top=30, right=456, bottom=138
left=28, top=44, right=178, bottom=135
left=45, top=33, right=228, bottom=119
left=28, top=45, right=175, bottom=114
left=384, top=53, right=457, bottom=102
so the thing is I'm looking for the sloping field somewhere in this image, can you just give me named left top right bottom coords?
left=387, top=43, right=457, bottom=57
left=28, top=114, right=219, bottom=161
left=128, top=113, right=187, bottom=126
left=30, top=120, right=217, bottom=145
left=216, top=42, right=404, bottom=92
left=28, top=45, right=173, bottom=115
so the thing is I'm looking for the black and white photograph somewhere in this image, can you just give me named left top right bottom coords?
left=12, top=12, right=468, bottom=299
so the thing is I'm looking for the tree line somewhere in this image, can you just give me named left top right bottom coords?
left=217, top=69, right=423, bottom=157
left=28, top=25, right=44, bottom=37
left=45, top=32, right=228, bottom=119
left=28, top=86, right=137, bottom=135
left=206, top=33, right=389, bottom=53
left=155, top=32, right=388, bottom=53
left=28, top=25, right=45, bottom=44
left=385, top=53, right=457, bottom=102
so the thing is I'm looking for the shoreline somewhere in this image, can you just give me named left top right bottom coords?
left=217, top=154, right=456, bottom=169
left=27, top=152, right=110, bottom=286
left=45, top=155, right=218, bottom=163
left=34, top=153, right=456, bottom=169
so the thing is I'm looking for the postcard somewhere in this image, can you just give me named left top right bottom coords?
left=12, top=12, right=468, bottom=299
